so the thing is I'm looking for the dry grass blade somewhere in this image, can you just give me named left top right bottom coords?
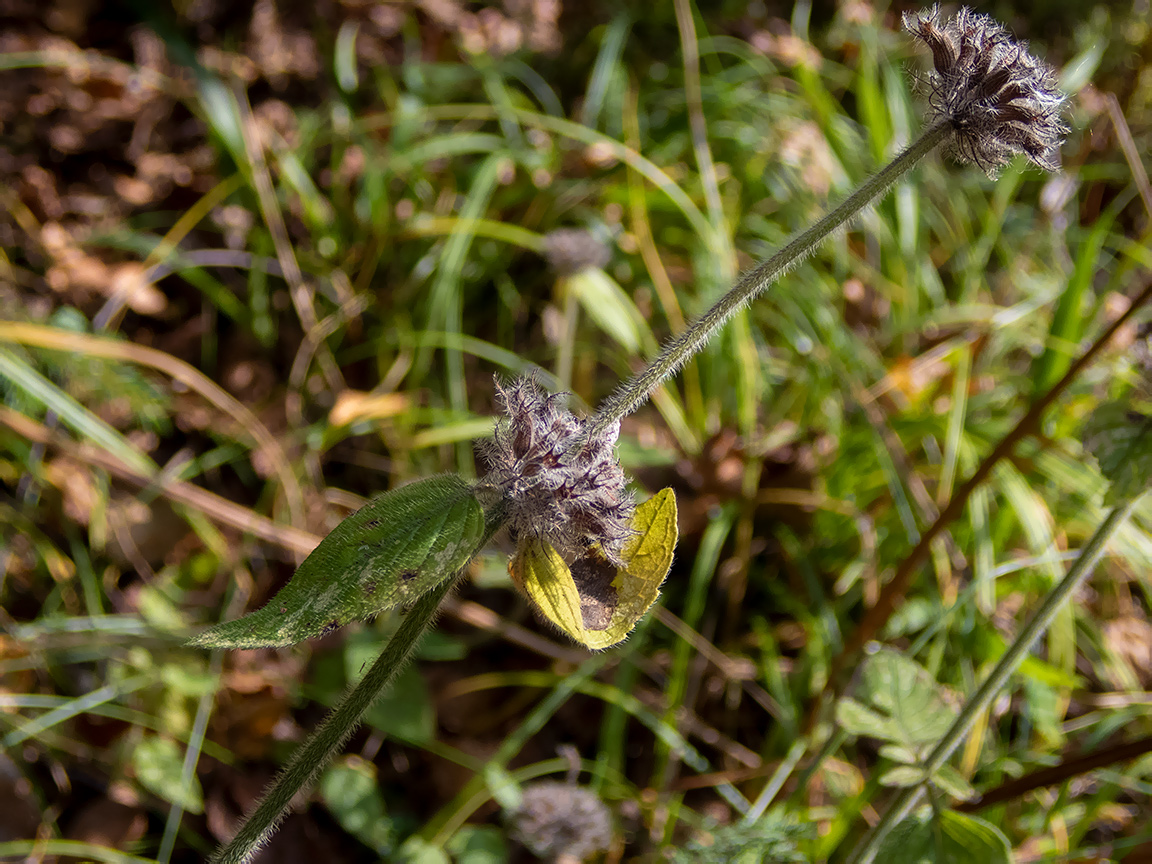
left=0, top=405, right=316, bottom=557
left=1106, top=92, right=1152, bottom=220
left=0, top=321, right=306, bottom=531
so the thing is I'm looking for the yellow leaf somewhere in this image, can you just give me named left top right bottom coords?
left=511, top=536, right=586, bottom=642
left=510, top=488, right=678, bottom=650
left=583, top=487, right=677, bottom=649
left=329, top=389, right=410, bottom=427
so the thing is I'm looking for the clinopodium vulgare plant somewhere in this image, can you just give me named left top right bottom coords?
left=198, top=8, right=1069, bottom=862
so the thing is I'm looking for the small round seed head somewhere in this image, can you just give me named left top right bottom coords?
left=904, top=5, right=1068, bottom=176
left=508, top=781, right=614, bottom=862
left=482, top=376, right=635, bottom=564
left=541, top=228, right=612, bottom=277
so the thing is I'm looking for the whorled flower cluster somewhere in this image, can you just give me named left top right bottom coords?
left=481, top=376, right=635, bottom=564
left=508, top=781, right=614, bottom=861
left=904, top=5, right=1067, bottom=175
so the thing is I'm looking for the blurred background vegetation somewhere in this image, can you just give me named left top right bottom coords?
left=1, top=0, right=1151, bottom=861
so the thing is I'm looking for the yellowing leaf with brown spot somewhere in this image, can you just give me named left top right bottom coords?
left=583, top=487, right=677, bottom=649
left=511, top=488, right=677, bottom=649
left=512, top=535, right=586, bottom=643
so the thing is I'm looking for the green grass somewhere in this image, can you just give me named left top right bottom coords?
left=2, top=2, right=1152, bottom=862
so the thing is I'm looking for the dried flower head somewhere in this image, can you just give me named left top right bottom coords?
left=904, top=5, right=1067, bottom=175
left=508, top=781, right=614, bottom=862
left=481, top=376, right=635, bottom=564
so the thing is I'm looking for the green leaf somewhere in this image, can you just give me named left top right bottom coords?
left=860, top=649, right=956, bottom=748
left=360, top=655, right=436, bottom=743
left=417, top=630, right=469, bottom=661
left=190, top=474, right=485, bottom=648
left=1084, top=401, right=1152, bottom=504
left=398, top=836, right=452, bottom=864
left=876, top=808, right=1012, bottom=864
left=878, top=743, right=918, bottom=765
left=1021, top=676, right=1065, bottom=748
left=131, top=735, right=203, bottom=814
left=880, top=760, right=975, bottom=801
left=933, top=764, right=977, bottom=802
left=446, top=826, right=508, bottom=864
left=334, top=21, right=359, bottom=93
left=307, top=630, right=435, bottom=741
left=880, top=765, right=924, bottom=788
left=483, top=763, right=521, bottom=812
left=566, top=268, right=647, bottom=354
left=1032, top=208, right=1114, bottom=396
left=836, top=697, right=900, bottom=741
left=673, top=813, right=809, bottom=864
left=319, top=756, right=394, bottom=855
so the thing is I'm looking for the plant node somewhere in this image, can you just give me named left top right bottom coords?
left=480, top=376, right=635, bottom=565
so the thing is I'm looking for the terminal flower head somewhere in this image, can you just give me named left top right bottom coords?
left=904, top=5, right=1067, bottom=175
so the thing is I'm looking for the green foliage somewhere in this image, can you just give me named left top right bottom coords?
left=445, top=827, right=508, bottom=864
left=311, top=628, right=438, bottom=742
left=131, top=734, right=204, bottom=814
left=360, top=659, right=437, bottom=744
left=189, top=474, right=486, bottom=648
left=319, top=756, right=395, bottom=855
left=836, top=649, right=974, bottom=800
left=837, top=649, right=955, bottom=747
left=1084, top=400, right=1152, bottom=504
left=397, top=836, right=452, bottom=864
left=876, top=809, right=1012, bottom=864
left=673, top=813, right=809, bottom=864
left=4, top=2, right=1152, bottom=863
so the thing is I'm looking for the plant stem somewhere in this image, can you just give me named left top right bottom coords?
left=844, top=495, right=1143, bottom=864
left=210, top=576, right=456, bottom=864
left=584, top=118, right=953, bottom=440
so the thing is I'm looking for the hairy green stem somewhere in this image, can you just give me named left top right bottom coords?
left=845, top=495, right=1143, bottom=864
left=210, top=503, right=508, bottom=864
left=585, top=118, right=953, bottom=440
left=209, top=576, right=456, bottom=864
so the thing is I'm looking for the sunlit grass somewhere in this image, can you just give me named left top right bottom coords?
left=2, top=2, right=1151, bottom=862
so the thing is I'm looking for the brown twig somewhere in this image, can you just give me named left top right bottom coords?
left=811, top=277, right=1152, bottom=730
left=0, top=405, right=317, bottom=556
left=956, top=733, right=1152, bottom=812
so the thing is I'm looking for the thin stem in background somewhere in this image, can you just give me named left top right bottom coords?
left=157, top=650, right=222, bottom=863
left=623, top=82, right=705, bottom=446
left=556, top=281, right=579, bottom=391
left=818, top=277, right=1152, bottom=727
left=844, top=495, right=1142, bottom=864
left=955, top=732, right=1152, bottom=813
left=586, top=118, right=953, bottom=440
left=673, top=0, right=734, bottom=281
left=1105, top=92, right=1152, bottom=219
